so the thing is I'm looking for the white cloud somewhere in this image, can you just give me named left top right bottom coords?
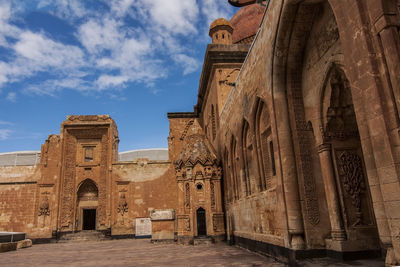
left=0, top=1, right=21, bottom=47
left=6, top=91, right=16, bottom=102
left=37, top=0, right=88, bottom=20
left=0, top=0, right=236, bottom=95
left=96, top=75, right=130, bottom=89
left=78, top=18, right=123, bottom=54
left=0, top=120, right=13, bottom=125
left=14, top=31, right=84, bottom=68
left=0, top=129, right=12, bottom=140
left=134, top=0, right=199, bottom=36
left=173, top=54, right=200, bottom=75
left=200, top=0, right=233, bottom=25
left=108, top=0, right=135, bottom=17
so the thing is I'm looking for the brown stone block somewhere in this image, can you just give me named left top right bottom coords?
left=381, top=182, right=400, bottom=202
left=377, top=165, right=399, bottom=185
left=369, top=184, right=384, bottom=204
left=0, top=242, right=17, bottom=253
left=17, top=239, right=32, bottom=249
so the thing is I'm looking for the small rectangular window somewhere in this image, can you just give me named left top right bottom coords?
left=85, top=147, right=94, bottom=162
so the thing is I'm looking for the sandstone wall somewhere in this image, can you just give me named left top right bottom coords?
left=111, top=160, right=177, bottom=236
left=0, top=166, right=40, bottom=235
left=217, top=0, right=289, bottom=249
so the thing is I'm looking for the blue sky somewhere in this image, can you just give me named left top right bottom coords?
left=0, top=0, right=237, bottom=153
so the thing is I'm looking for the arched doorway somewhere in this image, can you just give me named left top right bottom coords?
left=196, top=207, right=207, bottom=236
left=77, top=179, right=98, bottom=231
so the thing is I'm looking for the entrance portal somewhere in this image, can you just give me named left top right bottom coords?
left=83, top=209, right=96, bottom=230
left=77, top=179, right=98, bottom=231
left=197, top=208, right=206, bottom=236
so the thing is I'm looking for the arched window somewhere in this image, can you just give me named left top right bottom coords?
left=242, top=120, right=252, bottom=196
left=255, top=100, right=276, bottom=190
left=230, top=136, right=239, bottom=199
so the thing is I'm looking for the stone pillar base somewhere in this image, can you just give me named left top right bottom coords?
left=325, top=238, right=380, bottom=252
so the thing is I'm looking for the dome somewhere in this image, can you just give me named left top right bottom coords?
left=230, top=4, right=264, bottom=44
left=209, top=18, right=234, bottom=37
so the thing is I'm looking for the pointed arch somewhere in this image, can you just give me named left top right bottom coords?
left=254, top=98, right=274, bottom=190
left=77, top=179, right=98, bottom=200
left=230, top=135, right=239, bottom=199
left=241, top=119, right=252, bottom=196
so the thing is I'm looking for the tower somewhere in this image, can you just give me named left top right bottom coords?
left=209, top=18, right=233, bottom=45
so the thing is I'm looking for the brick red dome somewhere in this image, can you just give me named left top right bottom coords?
left=230, top=4, right=264, bottom=44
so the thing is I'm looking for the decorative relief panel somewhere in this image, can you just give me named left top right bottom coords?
left=60, top=133, right=77, bottom=228
left=178, top=215, right=191, bottom=231
left=185, top=183, right=190, bottom=209
left=117, top=193, right=128, bottom=225
left=212, top=213, right=224, bottom=232
left=210, top=182, right=216, bottom=209
left=38, top=190, right=51, bottom=227
left=98, top=133, right=108, bottom=226
left=335, top=149, right=373, bottom=227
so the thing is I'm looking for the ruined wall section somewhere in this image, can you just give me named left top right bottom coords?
left=0, top=165, right=40, bottom=235
left=111, top=160, right=176, bottom=236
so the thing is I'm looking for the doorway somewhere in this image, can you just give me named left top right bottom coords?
left=196, top=208, right=207, bottom=236
left=77, top=179, right=98, bottom=231
left=83, top=209, right=96, bottom=230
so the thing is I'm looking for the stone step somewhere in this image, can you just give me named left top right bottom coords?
left=193, top=236, right=213, bottom=246
left=58, top=231, right=110, bottom=243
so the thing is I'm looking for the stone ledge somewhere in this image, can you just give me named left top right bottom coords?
left=17, top=239, right=32, bottom=249
left=0, top=242, right=17, bottom=253
left=233, top=235, right=382, bottom=265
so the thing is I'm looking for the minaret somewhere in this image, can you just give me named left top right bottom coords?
left=209, top=18, right=233, bottom=45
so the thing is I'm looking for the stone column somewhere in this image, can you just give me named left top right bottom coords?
left=273, top=91, right=305, bottom=250
left=317, top=143, right=346, bottom=241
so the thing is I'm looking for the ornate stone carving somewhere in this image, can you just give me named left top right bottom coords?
left=185, top=183, right=190, bottom=208
left=338, top=151, right=365, bottom=226
left=117, top=193, right=128, bottom=225
left=212, top=214, right=224, bottom=232
left=180, top=119, right=194, bottom=141
left=210, top=182, right=215, bottom=209
left=117, top=194, right=128, bottom=215
left=286, top=75, right=320, bottom=226
left=98, top=133, right=108, bottom=226
left=323, top=68, right=358, bottom=141
left=60, top=133, right=77, bottom=228
left=67, top=115, right=110, bottom=122
left=185, top=217, right=190, bottom=231
left=38, top=196, right=50, bottom=217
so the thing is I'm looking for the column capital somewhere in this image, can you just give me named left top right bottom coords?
left=317, top=143, right=332, bottom=153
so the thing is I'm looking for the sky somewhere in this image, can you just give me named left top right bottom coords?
left=0, top=0, right=237, bottom=153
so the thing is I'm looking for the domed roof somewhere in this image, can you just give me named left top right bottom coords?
left=209, top=18, right=234, bottom=37
left=210, top=18, right=233, bottom=31
left=230, top=4, right=264, bottom=44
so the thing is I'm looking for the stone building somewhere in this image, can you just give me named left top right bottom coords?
left=1, top=0, right=400, bottom=265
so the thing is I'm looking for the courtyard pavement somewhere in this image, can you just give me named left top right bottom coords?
left=0, top=239, right=385, bottom=266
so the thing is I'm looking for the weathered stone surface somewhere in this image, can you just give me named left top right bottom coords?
left=0, top=242, right=17, bottom=253
left=17, top=239, right=32, bottom=249
left=150, top=209, right=175, bottom=221
left=0, top=1, right=400, bottom=265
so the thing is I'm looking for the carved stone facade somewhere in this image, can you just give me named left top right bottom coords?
left=174, top=133, right=225, bottom=243
left=1, top=1, right=400, bottom=265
